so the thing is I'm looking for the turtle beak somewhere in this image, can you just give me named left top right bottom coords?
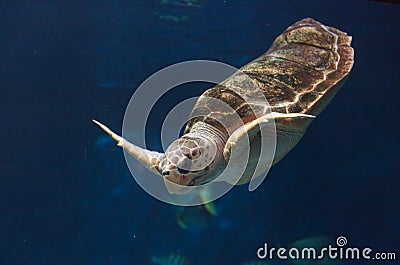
left=163, top=178, right=193, bottom=194
left=162, top=170, right=195, bottom=194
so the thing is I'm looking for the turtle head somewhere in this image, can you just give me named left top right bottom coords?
left=159, top=135, right=219, bottom=193
left=92, top=120, right=222, bottom=194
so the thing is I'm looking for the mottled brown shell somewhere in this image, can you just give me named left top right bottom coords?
left=185, top=18, right=354, bottom=134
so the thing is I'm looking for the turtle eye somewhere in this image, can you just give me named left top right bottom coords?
left=177, top=167, right=189, bottom=175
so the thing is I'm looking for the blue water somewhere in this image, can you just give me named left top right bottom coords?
left=1, top=1, right=399, bottom=265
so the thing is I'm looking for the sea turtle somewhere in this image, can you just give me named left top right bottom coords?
left=93, top=18, right=354, bottom=194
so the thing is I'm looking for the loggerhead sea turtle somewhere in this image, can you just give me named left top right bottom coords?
left=93, top=18, right=354, bottom=194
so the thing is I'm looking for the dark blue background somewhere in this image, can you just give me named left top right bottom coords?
left=0, top=1, right=399, bottom=264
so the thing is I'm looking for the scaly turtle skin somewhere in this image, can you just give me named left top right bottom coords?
left=94, top=18, right=354, bottom=194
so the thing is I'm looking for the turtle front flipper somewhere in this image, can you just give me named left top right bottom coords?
left=223, top=112, right=314, bottom=162
left=222, top=113, right=314, bottom=188
left=92, top=120, right=164, bottom=175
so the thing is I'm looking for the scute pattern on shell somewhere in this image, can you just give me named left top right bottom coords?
left=185, top=18, right=354, bottom=134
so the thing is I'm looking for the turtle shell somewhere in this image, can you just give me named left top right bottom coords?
left=185, top=18, right=354, bottom=135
